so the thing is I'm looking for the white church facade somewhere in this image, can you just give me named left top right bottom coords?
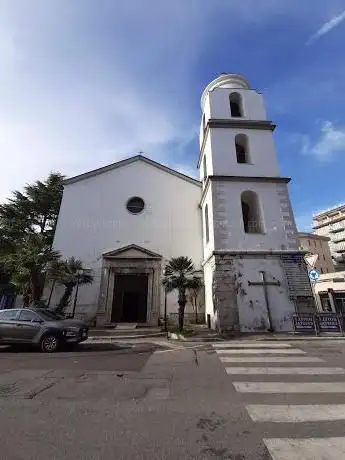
left=51, top=73, right=313, bottom=332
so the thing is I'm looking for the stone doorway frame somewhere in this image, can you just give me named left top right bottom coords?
left=96, top=245, right=162, bottom=326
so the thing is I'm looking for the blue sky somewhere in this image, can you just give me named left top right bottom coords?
left=1, top=1, right=345, bottom=231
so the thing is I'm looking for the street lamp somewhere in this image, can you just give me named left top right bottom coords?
left=164, top=286, right=168, bottom=333
left=192, top=269, right=203, bottom=325
left=47, top=279, right=56, bottom=307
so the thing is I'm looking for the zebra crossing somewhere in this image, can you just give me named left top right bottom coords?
left=213, top=340, right=345, bottom=459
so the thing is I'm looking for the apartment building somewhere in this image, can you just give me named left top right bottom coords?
left=297, top=232, right=334, bottom=274
left=313, top=204, right=345, bottom=271
left=314, top=271, right=345, bottom=314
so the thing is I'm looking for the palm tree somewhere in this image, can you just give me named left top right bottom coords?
left=162, top=256, right=202, bottom=332
left=46, top=259, right=66, bottom=307
left=0, top=233, right=61, bottom=306
left=188, top=276, right=204, bottom=324
left=54, top=257, right=93, bottom=314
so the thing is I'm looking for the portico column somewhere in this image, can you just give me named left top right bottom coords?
left=96, top=267, right=109, bottom=325
left=150, top=263, right=161, bottom=325
left=146, top=269, right=154, bottom=324
left=105, top=269, right=115, bottom=323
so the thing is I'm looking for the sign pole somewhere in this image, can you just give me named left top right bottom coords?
left=308, top=269, right=321, bottom=312
left=311, top=280, right=318, bottom=311
left=338, top=315, right=343, bottom=336
left=313, top=312, right=318, bottom=336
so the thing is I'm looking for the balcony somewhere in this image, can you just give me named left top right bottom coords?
left=332, top=234, right=345, bottom=243
left=313, top=222, right=328, bottom=230
left=330, top=224, right=345, bottom=233
left=335, top=242, right=345, bottom=253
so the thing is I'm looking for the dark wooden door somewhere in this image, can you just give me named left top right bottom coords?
left=111, top=274, right=148, bottom=323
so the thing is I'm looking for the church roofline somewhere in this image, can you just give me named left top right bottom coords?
left=63, top=155, right=202, bottom=187
left=103, top=244, right=162, bottom=259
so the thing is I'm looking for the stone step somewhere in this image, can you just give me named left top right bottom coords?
left=114, top=324, right=138, bottom=331
left=86, top=331, right=166, bottom=341
left=89, top=328, right=163, bottom=337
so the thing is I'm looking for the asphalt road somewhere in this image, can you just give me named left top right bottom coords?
left=0, top=339, right=345, bottom=459
left=0, top=342, right=156, bottom=372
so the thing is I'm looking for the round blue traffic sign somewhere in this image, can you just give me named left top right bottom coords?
left=309, top=269, right=320, bottom=281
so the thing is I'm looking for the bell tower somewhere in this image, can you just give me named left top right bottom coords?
left=199, top=73, right=313, bottom=333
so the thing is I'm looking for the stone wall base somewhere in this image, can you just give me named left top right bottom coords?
left=211, top=254, right=240, bottom=333
left=206, top=251, right=314, bottom=333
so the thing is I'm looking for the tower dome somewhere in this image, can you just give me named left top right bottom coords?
left=201, top=73, right=250, bottom=110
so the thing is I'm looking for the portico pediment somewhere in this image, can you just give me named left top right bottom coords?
left=102, top=244, right=162, bottom=260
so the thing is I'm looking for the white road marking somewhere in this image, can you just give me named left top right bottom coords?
left=220, top=356, right=324, bottom=363
left=155, top=344, right=204, bottom=354
left=226, top=367, right=345, bottom=375
left=212, top=343, right=292, bottom=348
left=215, top=349, right=306, bottom=355
left=233, top=382, right=345, bottom=393
left=247, top=404, right=345, bottom=422
left=264, top=437, right=345, bottom=459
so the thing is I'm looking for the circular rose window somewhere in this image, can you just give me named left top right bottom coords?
left=126, top=196, right=145, bottom=214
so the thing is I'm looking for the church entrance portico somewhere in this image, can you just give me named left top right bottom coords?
left=111, top=274, right=149, bottom=323
left=96, top=245, right=162, bottom=327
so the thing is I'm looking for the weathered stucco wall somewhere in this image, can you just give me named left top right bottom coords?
left=205, top=252, right=312, bottom=333
left=48, top=159, right=203, bottom=321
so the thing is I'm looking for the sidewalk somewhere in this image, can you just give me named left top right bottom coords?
left=245, top=333, right=345, bottom=341
left=165, top=331, right=345, bottom=343
left=86, top=332, right=166, bottom=341
left=180, top=332, right=345, bottom=342
left=84, top=327, right=345, bottom=346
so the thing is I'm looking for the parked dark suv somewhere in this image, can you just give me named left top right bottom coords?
left=0, top=308, right=89, bottom=352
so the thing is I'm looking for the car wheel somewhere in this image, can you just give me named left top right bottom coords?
left=40, top=334, right=59, bottom=353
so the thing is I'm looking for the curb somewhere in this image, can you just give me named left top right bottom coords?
left=79, top=342, right=132, bottom=348
left=166, top=334, right=345, bottom=343
left=167, top=332, right=187, bottom=341
left=86, top=334, right=345, bottom=344
left=255, top=336, right=345, bottom=341
left=167, top=332, right=221, bottom=342
left=87, top=332, right=166, bottom=341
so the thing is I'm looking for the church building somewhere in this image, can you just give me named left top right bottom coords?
left=51, top=73, right=313, bottom=332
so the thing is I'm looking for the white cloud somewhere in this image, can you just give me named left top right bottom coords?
left=306, top=9, right=345, bottom=45
left=301, top=121, right=345, bottom=161
left=0, top=0, right=206, bottom=200
left=0, top=0, right=341, bottom=201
